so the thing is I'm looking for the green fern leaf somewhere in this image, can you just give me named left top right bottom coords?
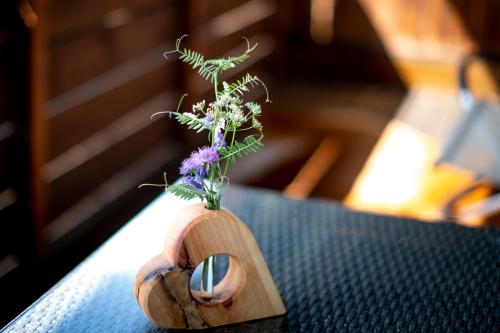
left=219, top=135, right=263, bottom=164
left=167, top=184, right=205, bottom=200
left=174, top=113, right=207, bottom=133
left=218, top=73, right=261, bottom=99
left=177, top=48, right=218, bottom=82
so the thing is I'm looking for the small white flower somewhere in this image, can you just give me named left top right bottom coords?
left=245, top=102, right=261, bottom=115
left=228, top=106, right=245, bottom=127
left=192, top=100, right=205, bottom=113
left=252, top=117, right=263, bottom=131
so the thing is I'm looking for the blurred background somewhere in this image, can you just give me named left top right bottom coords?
left=1, top=0, right=500, bottom=325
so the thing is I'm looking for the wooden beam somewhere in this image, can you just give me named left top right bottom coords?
left=29, top=0, right=49, bottom=255
left=283, top=136, right=341, bottom=199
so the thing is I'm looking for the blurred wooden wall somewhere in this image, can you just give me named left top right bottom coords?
left=0, top=0, right=282, bottom=326
left=43, top=0, right=185, bottom=248
left=3, top=0, right=499, bottom=277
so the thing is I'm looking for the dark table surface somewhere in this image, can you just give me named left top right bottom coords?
left=2, top=186, right=499, bottom=332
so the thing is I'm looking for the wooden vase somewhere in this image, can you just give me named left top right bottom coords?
left=134, top=203, right=286, bottom=329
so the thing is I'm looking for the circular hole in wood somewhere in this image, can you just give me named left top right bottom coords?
left=189, top=254, right=244, bottom=306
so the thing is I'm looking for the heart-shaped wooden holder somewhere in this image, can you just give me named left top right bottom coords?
left=134, top=203, right=286, bottom=329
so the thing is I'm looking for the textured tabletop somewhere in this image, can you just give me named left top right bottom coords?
left=2, top=186, right=499, bottom=332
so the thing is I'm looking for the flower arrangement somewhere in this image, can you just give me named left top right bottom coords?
left=143, top=35, right=269, bottom=210
left=141, top=35, right=270, bottom=294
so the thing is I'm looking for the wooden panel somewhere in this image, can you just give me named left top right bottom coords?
left=45, top=139, right=182, bottom=245
left=186, top=0, right=277, bottom=54
left=47, top=60, right=175, bottom=159
left=200, top=0, right=276, bottom=44
left=42, top=0, right=185, bottom=257
left=202, top=10, right=276, bottom=57
left=50, top=6, right=179, bottom=96
left=46, top=92, right=177, bottom=218
left=204, top=0, right=249, bottom=20
left=29, top=0, right=49, bottom=254
left=47, top=119, right=172, bottom=219
left=48, top=0, right=163, bottom=38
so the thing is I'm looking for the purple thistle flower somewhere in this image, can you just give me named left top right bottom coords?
left=179, top=147, right=219, bottom=175
left=184, top=176, right=203, bottom=189
left=179, top=157, right=199, bottom=175
left=193, top=146, right=219, bottom=164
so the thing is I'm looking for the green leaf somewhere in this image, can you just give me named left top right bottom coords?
left=218, top=73, right=260, bottom=99
left=174, top=113, right=207, bottom=133
left=219, top=135, right=264, bottom=164
left=173, top=36, right=257, bottom=83
left=204, top=39, right=256, bottom=73
left=177, top=48, right=218, bottom=82
left=167, top=184, right=206, bottom=201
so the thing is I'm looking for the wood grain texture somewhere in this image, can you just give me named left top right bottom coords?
left=30, top=0, right=49, bottom=255
left=49, top=5, right=178, bottom=96
left=134, top=203, right=286, bottom=329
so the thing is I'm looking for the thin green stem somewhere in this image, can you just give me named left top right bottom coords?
left=221, top=128, right=237, bottom=180
left=200, top=70, right=222, bottom=297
